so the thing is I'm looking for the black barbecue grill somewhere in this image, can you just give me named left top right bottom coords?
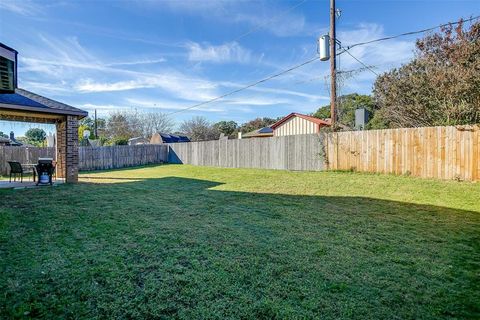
left=35, top=158, right=55, bottom=185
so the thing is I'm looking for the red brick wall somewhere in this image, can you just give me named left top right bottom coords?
left=56, top=115, right=79, bottom=183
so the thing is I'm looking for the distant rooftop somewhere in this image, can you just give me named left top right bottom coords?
left=271, top=113, right=330, bottom=129
left=243, top=126, right=274, bottom=138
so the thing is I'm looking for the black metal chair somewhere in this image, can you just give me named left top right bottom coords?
left=8, top=161, right=33, bottom=183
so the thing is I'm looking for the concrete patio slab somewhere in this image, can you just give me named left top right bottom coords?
left=0, top=179, right=65, bottom=189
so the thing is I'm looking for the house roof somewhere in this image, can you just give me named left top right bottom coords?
left=128, top=137, right=149, bottom=142
left=0, top=88, right=88, bottom=118
left=0, top=42, right=17, bottom=54
left=243, top=126, right=274, bottom=138
left=0, top=136, right=22, bottom=146
left=158, top=133, right=190, bottom=143
left=270, top=113, right=330, bottom=129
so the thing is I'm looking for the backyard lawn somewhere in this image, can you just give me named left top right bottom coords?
left=1, top=164, right=479, bottom=319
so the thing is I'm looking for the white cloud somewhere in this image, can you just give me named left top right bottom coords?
left=126, top=98, right=224, bottom=113
left=80, top=103, right=122, bottom=111
left=186, top=42, right=251, bottom=64
left=221, top=81, right=329, bottom=101
left=19, top=35, right=167, bottom=76
left=233, top=11, right=306, bottom=37
left=77, top=103, right=135, bottom=117
left=338, top=23, right=414, bottom=74
left=0, top=0, right=43, bottom=16
left=159, top=0, right=308, bottom=37
left=224, top=97, right=290, bottom=106
left=75, top=73, right=218, bottom=102
left=75, top=79, right=145, bottom=93
left=17, top=34, right=220, bottom=101
left=106, top=58, right=167, bottom=67
left=20, top=81, right=72, bottom=94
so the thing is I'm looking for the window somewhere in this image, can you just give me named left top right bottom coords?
left=0, top=56, right=15, bottom=93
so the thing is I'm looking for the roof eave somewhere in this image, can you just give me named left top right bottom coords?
left=0, top=103, right=88, bottom=118
left=271, top=112, right=330, bottom=129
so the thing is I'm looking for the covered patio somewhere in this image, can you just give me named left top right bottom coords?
left=0, top=88, right=87, bottom=184
left=0, top=42, right=87, bottom=185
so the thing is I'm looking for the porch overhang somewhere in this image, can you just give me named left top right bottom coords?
left=0, top=88, right=87, bottom=122
left=0, top=88, right=87, bottom=183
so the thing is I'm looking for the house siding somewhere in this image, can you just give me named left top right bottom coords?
left=274, top=116, right=318, bottom=136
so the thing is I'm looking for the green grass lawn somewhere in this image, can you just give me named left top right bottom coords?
left=1, top=165, right=479, bottom=319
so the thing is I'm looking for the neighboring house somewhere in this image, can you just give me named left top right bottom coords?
left=242, top=127, right=274, bottom=139
left=128, top=137, right=149, bottom=145
left=150, top=132, right=190, bottom=144
left=271, top=113, right=330, bottom=136
left=0, top=131, right=23, bottom=146
left=0, top=136, right=10, bottom=146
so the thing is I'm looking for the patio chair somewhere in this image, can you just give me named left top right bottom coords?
left=8, top=161, right=33, bottom=183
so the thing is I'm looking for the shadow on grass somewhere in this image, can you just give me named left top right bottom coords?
left=80, top=176, right=144, bottom=181
left=1, top=176, right=479, bottom=319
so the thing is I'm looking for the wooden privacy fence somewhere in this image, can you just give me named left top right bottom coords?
left=0, top=145, right=169, bottom=174
left=1, top=125, right=478, bottom=181
left=0, top=147, right=55, bottom=175
left=168, top=134, right=325, bottom=171
left=78, top=145, right=168, bottom=171
left=326, top=125, right=480, bottom=181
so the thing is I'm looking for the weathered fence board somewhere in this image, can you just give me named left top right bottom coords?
left=0, top=145, right=168, bottom=174
left=78, top=145, right=168, bottom=171
left=167, top=134, right=325, bottom=171
left=326, top=125, right=480, bottom=181
left=0, top=147, right=55, bottom=175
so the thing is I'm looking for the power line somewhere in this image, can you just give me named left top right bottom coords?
left=167, top=15, right=479, bottom=116
left=345, top=15, right=480, bottom=50
left=342, top=48, right=379, bottom=76
left=337, top=15, right=480, bottom=77
left=166, top=56, right=319, bottom=115
left=121, top=0, right=309, bottom=115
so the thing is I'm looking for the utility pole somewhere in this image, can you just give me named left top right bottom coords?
left=329, top=0, right=336, bottom=128
left=94, top=109, right=98, bottom=139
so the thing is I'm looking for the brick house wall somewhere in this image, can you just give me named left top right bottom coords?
left=56, top=115, right=79, bottom=182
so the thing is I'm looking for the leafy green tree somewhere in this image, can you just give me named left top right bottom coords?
left=79, top=116, right=107, bottom=140
left=313, top=94, right=381, bottom=129
left=213, top=121, right=238, bottom=137
left=373, top=19, right=480, bottom=127
left=239, top=117, right=278, bottom=133
left=25, top=128, right=47, bottom=146
left=312, top=106, right=330, bottom=120
left=108, top=137, right=129, bottom=145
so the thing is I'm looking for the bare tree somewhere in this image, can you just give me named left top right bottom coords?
left=179, top=116, right=219, bottom=141
left=138, top=112, right=174, bottom=138
left=106, top=111, right=140, bottom=140
left=106, top=111, right=174, bottom=140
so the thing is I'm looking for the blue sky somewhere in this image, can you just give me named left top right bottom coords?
left=0, top=0, right=478, bottom=135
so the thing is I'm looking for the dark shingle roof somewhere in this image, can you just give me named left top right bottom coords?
left=0, top=88, right=87, bottom=118
left=159, top=133, right=190, bottom=143
left=243, top=127, right=274, bottom=138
